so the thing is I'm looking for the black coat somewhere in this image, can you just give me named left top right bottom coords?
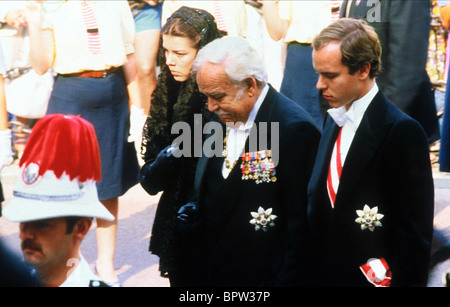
left=307, top=91, right=434, bottom=286
left=140, top=82, right=211, bottom=284
left=191, top=85, right=321, bottom=286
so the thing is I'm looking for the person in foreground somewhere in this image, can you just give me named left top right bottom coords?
left=183, top=36, right=321, bottom=286
left=3, top=114, right=115, bottom=287
left=307, top=18, right=435, bottom=287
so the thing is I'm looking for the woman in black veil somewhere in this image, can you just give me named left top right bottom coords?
left=140, top=6, right=221, bottom=286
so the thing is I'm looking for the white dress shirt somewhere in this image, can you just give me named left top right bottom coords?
left=60, top=254, right=104, bottom=287
left=222, top=84, right=269, bottom=179
left=328, top=83, right=379, bottom=167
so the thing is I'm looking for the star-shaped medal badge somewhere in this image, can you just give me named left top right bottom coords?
left=249, top=207, right=277, bottom=232
left=355, top=205, right=384, bottom=232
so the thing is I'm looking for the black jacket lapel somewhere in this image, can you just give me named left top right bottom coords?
left=335, top=92, right=388, bottom=207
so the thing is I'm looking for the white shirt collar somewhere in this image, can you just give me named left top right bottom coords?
left=328, top=83, right=378, bottom=132
left=222, top=84, right=269, bottom=178
left=60, top=255, right=102, bottom=287
left=237, top=84, right=269, bottom=131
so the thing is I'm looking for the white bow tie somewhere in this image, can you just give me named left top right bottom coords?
left=328, top=107, right=356, bottom=130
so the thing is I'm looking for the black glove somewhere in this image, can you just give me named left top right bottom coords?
left=140, top=144, right=181, bottom=195
left=177, top=202, right=199, bottom=224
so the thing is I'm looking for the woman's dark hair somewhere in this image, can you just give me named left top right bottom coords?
left=141, top=6, right=222, bottom=162
left=162, top=6, right=220, bottom=49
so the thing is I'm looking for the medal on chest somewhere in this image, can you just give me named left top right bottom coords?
left=240, top=150, right=277, bottom=184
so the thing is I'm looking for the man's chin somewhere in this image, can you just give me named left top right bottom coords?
left=327, top=100, right=344, bottom=109
left=218, top=114, right=232, bottom=123
left=22, top=250, right=44, bottom=266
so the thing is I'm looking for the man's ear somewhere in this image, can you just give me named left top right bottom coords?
left=73, top=218, right=92, bottom=240
left=358, top=62, right=371, bottom=80
left=244, top=77, right=258, bottom=97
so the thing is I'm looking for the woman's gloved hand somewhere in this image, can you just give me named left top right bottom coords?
left=140, top=144, right=181, bottom=195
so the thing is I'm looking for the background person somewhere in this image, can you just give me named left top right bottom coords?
left=24, top=0, right=142, bottom=286
left=129, top=0, right=163, bottom=115
left=262, top=0, right=333, bottom=130
left=161, top=0, right=247, bottom=37
left=0, top=2, right=54, bottom=141
left=437, top=0, right=450, bottom=172
left=0, top=42, right=12, bottom=217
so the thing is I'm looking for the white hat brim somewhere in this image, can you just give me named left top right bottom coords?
left=3, top=196, right=115, bottom=222
left=3, top=169, right=115, bottom=223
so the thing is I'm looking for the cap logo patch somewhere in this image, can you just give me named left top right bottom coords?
left=22, top=163, right=41, bottom=185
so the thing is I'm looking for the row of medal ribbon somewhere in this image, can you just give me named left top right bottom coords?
left=240, top=150, right=277, bottom=184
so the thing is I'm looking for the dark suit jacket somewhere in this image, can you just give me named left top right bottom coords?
left=191, top=85, right=321, bottom=286
left=340, top=0, right=440, bottom=143
left=307, top=91, right=434, bottom=287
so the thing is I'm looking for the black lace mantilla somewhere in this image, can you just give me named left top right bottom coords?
left=141, top=6, right=222, bottom=162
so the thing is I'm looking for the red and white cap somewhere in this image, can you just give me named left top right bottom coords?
left=3, top=114, right=114, bottom=222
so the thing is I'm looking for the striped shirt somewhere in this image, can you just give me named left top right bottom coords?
left=41, top=0, right=135, bottom=74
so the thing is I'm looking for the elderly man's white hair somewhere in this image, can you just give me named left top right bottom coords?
left=192, top=36, right=268, bottom=89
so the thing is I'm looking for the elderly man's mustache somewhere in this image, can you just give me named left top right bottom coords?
left=215, top=111, right=231, bottom=117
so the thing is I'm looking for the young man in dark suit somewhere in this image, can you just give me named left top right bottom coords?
left=183, top=36, right=321, bottom=286
left=340, top=0, right=440, bottom=144
left=307, top=18, right=434, bottom=287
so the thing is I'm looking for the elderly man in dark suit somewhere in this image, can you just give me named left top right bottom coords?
left=182, top=36, right=320, bottom=287
left=307, top=18, right=434, bottom=287
left=340, top=0, right=440, bottom=144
